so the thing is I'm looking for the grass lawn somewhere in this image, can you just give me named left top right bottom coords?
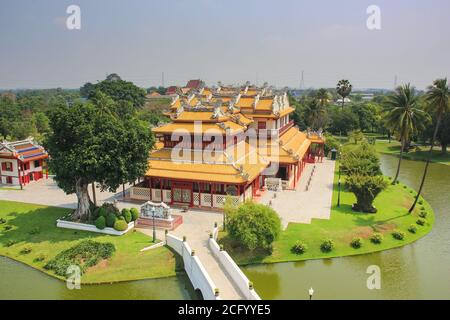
left=374, top=140, right=450, bottom=166
left=0, top=200, right=182, bottom=284
left=219, top=164, right=435, bottom=265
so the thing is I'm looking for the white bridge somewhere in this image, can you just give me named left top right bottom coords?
left=166, top=225, right=261, bottom=300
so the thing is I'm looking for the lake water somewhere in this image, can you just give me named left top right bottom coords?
left=1, top=154, right=449, bottom=299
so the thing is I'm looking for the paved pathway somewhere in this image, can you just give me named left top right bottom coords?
left=260, top=159, right=336, bottom=228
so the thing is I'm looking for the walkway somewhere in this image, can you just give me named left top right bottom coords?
left=139, top=209, right=245, bottom=300
left=260, top=159, right=336, bottom=228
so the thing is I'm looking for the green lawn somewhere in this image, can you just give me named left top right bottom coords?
left=374, top=140, right=450, bottom=166
left=219, top=164, right=435, bottom=265
left=0, top=200, right=182, bottom=284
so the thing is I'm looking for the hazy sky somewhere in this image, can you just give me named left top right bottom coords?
left=1, top=0, right=449, bottom=89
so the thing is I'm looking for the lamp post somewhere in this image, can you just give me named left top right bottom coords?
left=151, top=207, right=156, bottom=243
left=308, top=287, right=314, bottom=300
left=337, top=145, right=342, bottom=207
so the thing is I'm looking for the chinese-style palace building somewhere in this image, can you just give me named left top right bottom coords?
left=0, top=137, right=49, bottom=187
left=130, top=82, right=325, bottom=209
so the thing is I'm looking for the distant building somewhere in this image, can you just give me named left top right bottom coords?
left=185, top=79, right=204, bottom=90
left=0, top=137, right=48, bottom=187
left=165, top=86, right=179, bottom=95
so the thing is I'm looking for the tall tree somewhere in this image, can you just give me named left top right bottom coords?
left=315, top=88, right=330, bottom=107
left=44, top=99, right=154, bottom=221
left=336, top=79, right=352, bottom=110
left=383, top=84, right=428, bottom=185
left=84, top=74, right=146, bottom=108
left=409, top=78, right=450, bottom=213
left=305, top=98, right=328, bottom=130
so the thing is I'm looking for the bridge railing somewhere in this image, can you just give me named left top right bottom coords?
left=166, top=234, right=220, bottom=300
left=209, top=226, right=261, bottom=300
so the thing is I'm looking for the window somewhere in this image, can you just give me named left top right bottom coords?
left=6, top=176, right=13, bottom=184
left=258, top=121, right=266, bottom=130
left=1, top=162, right=13, bottom=172
left=34, top=160, right=40, bottom=168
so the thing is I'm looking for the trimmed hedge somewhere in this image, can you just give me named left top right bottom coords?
left=106, top=213, right=117, bottom=228
left=370, top=233, right=383, bottom=244
left=95, top=216, right=106, bottom=230
left=122, top=208, right=132, bottom=223
left=114, top=220, right=128, bottom=232
left=320, top=239, right=334, bottom=252
left=291, top=241, right=308, bottom=255
left=130, top=208, right=139, bottom=221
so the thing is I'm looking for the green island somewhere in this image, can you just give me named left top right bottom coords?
left=0, top=200, right=181, bottom=284
left=219, top=162, right=434, bottom=265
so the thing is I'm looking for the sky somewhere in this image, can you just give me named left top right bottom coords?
left=0, top=0, right=449, bottom=90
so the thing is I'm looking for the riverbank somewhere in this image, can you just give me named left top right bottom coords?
left=374, top=140, right=450, bottom=166
left=0, top=200, right=181, bottom=284
left=219, top=166, right=435, bottom=265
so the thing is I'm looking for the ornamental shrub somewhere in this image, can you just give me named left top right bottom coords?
left=130, top=208, right=139, bottom=221
left=408, top=225, right=417, bottom=234
left=320, top=239, right=335, bottom=252
left=418, top=200, right=423, bottom=205
left=416, top=218, right=426, bottom=226
left=227, top=201, right=281, bottom=251
left=122, top=208, right=132, bottom=223
left=0, top=218, right=6, bottom=224
left=419, top=211, right=428, bottom=219
left=98, top=207, right=107, bottom=218
left=118, top=215, right=125, bottom=221
left=114, top=220, right=128, bottom=232
left=92, top=207, right=101, bottom=219
left=101, top=202, right=120, bottom=216
left=350, top=237, right=362, bottom=249
left=106, top=212, right=117, bottom=228
left=44, top=240, right=115, bottom=276
left=370, top=233, right=383, bottom=244
left=392, top=230, right=405, bottom=240
left=95, top=216, right=106, bottom=230
left=291, top=241, right=308, bottom=255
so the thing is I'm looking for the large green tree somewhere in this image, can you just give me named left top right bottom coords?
left=410, top=78, right=450, bottom=213
left=383, top=84, right=428, bottom=184
left=227, top=201, right=281, bottom=251
left=44, top=96, right=154, bottom=221
left=83, top=74, right=146, bottom=108
left=341, top=143, right=387, bottom=213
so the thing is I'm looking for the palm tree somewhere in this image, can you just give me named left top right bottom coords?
left=336, top=79, right=352, bottom=110
left=305, top=98, right=328, bottom=130
left=316, top=88, right=330, bottom=107
left=383, top=84, right=428, bottom=185
left=409, top=78, right=450, bottom=213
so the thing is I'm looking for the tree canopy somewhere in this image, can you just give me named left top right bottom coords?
left=227, top=201, right=281, bottom=251
left=44, top=97, right=154, bottom=220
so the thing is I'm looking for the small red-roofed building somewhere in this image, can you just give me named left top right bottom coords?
left=0, top=137, right=49, bottom=188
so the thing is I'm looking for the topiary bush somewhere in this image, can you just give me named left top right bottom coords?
left=118, top=215, right=125, bottom=221
left=114, top=220, right=128, bottom=232
left=98, top=207, right=107, bottom=218
left=101, top=202, right=120, bottom=217
left=408, top=224, right=417, bottom=234
left=350, top=237, right=362, bottom=249
left=130, top=208, right=139, bottom=221
left=92, top=207, right=101, bottom=219
left=370, top=233, right=383, bottom=244
left=95, top=216, right=106, bottom=230
left=106, top=212, right=117, bottom=228
left=320, top=239, right=334, bottom=252
left=291, top=241, right=308, bottom=255
left=392, top=230, right=405, bottom=240
left=122, top=208, right=132, bottom=223
left=416, top=218, right=426, bottom=226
